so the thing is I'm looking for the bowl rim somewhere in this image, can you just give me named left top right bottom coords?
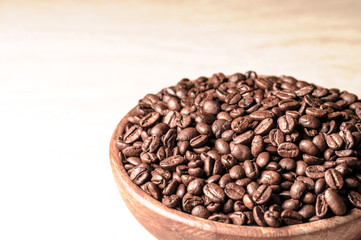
left=110, top=107, right=361, bottom=238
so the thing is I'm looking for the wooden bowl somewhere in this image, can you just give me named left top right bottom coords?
left=110, top=108, right=361, bottom=240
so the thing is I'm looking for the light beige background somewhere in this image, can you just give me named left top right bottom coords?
left=1, top=0, right=360, bottom=239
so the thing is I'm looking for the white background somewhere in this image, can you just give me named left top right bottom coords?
left=1, top=0, right=361, bottom=239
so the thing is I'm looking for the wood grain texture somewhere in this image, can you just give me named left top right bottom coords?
left=110, top=108, right=361, bottom=240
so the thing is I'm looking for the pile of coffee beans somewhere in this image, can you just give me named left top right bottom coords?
left=116, top=71, right=361, bottom=227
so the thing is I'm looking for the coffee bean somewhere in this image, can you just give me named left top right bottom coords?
left=264, top=210, right=282, bottom=227
left=140, top=112, right=161, bottom=128
left=252, top=185, right=273, bottom=204
left=325, top=169, right=344, bottom=189
left=348, top=191, right=361, bottom=208
left=187, top=178, right=205, bottom=196
left=250, top=110, right=275, bottom=120
left=244, top=160, right=260, bottom=179
left=315, top=193, right=328, bottom=218
left=203, top=183, right=226, bottom=203
left=269, top=129, right=284, bottom=146
left=231, top=144, right=252, bottom=161
left=256, top=152, right=270, bottom=168
left=190, top=134, right=208, bottom=148
left=282, top=199, right=300, bottom=210
left=254, top=118, right=274, bottom=135
left=163, top=194, right=180, bottom=208
left=231, top=117, right=249, bottom=133
left=182, top=193, right=203, bottom=213
left=208, top=214, right=231, bottom=223
left=253, top=206, right=267, bottom=227
left=277, top=142, right=300, bottom=158
left=279, top=158, right=296, bottom=171
left=277, top=115, right=296, bottom=134
left=305, top=107, right=327, bottom=118
left=160, top=155, right=185, bottom=171
left=281, top=209, right=303, bottom=225
left=191, top=205, right=210, bottom=219
left=228, top=212, right=247, bottom=225
left=290, top=180, right=307, bottom=200
left=224, top=182, right=246, bottom=200
left=299, top=140, right=319, bottom=155
left=233, top=130, right=254, bottom=144
left=325, top=133, right=344, bottom=150
left=141, top=182, right=161, bottom=200
left=299, top=115, right=320, bottom=129
left=202, top=100, right=221, bottom=115
left=305, top=165, right=325, bottom=179
left=251, top=135, right=264, bottom=157
left=124, top=125, right=142, bottom=144
left=324, top=188, right=347, bottom=215
left=259, top=170, right=281, bottom=185
left=298, top=204, right=315, bottom=219
left=229, top=165, right=245, bottom=179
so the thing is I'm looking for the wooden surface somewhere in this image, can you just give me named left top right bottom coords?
left=1, top=0, right=361, bottom=239
left=110, top=108, right=361, bottom=240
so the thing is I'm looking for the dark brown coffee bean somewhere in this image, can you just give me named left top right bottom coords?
left=277, top=142, right=299, bottom=158
left=163, top=194, right=180, bottom=208
left=325, top=169, right=344, bottom=189
left=243, top=193, right=255, bottom=210
left=182, top=193, right=203, bottom=213
left=251, top=135, right=264, bottom=157
left=259, top=170, right=281, bottom=185
left=233, top=130, right=254, bottom=144
left=187, top=178, right=204, bottom=196
left=279, top=158, right=296, bottom=171
left=163, top=179, right=179, bottom=196
left=252, top=185, right=273, bottom=204
left=231, top=117, right=249, bottom=133
left=281, top=209, right=302, bottom=225
left=336, top=157, right=359, bottom=167
left=290, top=180, right=307, bottom=200
left=348, top=191, right=361, bottom=208
left=150, top=123, right=169, bottom=137
left=160, top=155, right=185, bottom=171
left=278, top=115, right=296, bottom=134
left=256, top=152, right=270, bottom=168
left=305, top=107, right=327, bottom=118
left=141, top=182, right=161, bottom=200
left=215, top=139, right=230, bottom=155
left=229, top=165, right=245, bottom=179
left=190, top=134, right=208, bottom=148
left=202, top=100, right=221, bottom=115
left=253, top=206, right=267, bottom=227
left=299, top=140, right=319, bottom=155
left=315, top=193, right=328, bottom=218
left=208, top=214, right=231, bottom=223
left=296, top=176, right=315, bottom=191
left=124, top=126, right=142, bottom=144
left=269, top=129, right=284, bottom=146
left=299, top=115, right=320, bottom=129
left=140, top=112, right=161, bottom=128
left=324, top=188, right=347, bottom=215
left=264, top=210, right=282, bottom=227
left=313, top=134, right=327, bottom=152
left=231, top=144, right=252, bottom=161
left=282, top=199, right=300, bottom=210
left=298, top=204, right=315, bottom=219
left=302, top=154, right=324, bottom=165
left=129, top=164, right=151, bottom=185
left=244, top=160, right=260, bottom=179
left=278, top=99, right=300, bottom=111
left=325, top=133, right=344, bottom=150
left=254, top=118, right=274, bottom=135
left=203, top=183, right=226, bottom=203
left=228, top=212, right=247, bottom=225
left=224, top=182, right=246, bottom=200
left=191, top=205, right=210, bottom=219
left=305, top=165, right=325, bottom=179
left=250, top=110, right=275, bottom=120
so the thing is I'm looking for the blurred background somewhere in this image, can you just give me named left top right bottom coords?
left=1, top=0, right=360, bottom=239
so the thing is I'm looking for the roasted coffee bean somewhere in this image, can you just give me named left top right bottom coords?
left=252, top=185, right=273, bottom=204
left=299, top=115, right=320, bottom=129
left=325, top=169, right=344, bottom=189
left=279, top=158, right=296, bottom=171
left=141, top=182, right=161, bottom=200
left=264, top=210, right=282, bottom=227
left=250, top=110, right=275, bottom=120
left=228, top=212, right=247, bottom=225
left=229, top=165, right=245, bottom=179
left=277, top=142, right=300, bottom=158
left=182, top=193, right=203, bottom=213
left=140, top=112, right=161, bottom=128
left=208, top=214, right=231, bottom=223
left=305, top=107, right=327, bottom=118
left=315, top=193, right=328, bottom=218
left=225, top=183, right=246, bottom=200
left=187, top=178, right=205, bottom=196
left=219, top=174, right=233, bottom=188
left=290, top=180, right=307, bottom=200
left=305, top=165, right=325, bottom=179
left=325, top=133, right=344, bottom=150
left=231, top=144, right=252, bottom=161
left=191, top=205, right=210, bottom=219
left=177, top=127, right=199, bottom=141
left=348, top=191, right=361, bottom=208
left=233, top=130, right=254, bottom=144
left=231, top=117, right=249, bottom=133
left=298, top=204, right=315, bottom=219
left=215, top=139, right=230, bottom=154
left=163, top=194, right=180, bottom=208
left=129, top=164, right=151, bottom=185
left=190, top=135, right=208, bottom=148
left=282, top=199, right=300, bottom=210
left=220, top=154, right=236, bottom=168
left=269, top=129, right=284, bottom=146
left=159, top=155, right=185, bottom=171
left=256, top=152, right=270, bottom=168
left=203, top=183, right=226, bottom=203
left=244, top=160, right=260, bottom=179
left=253, top=206, right=267, bottom=227
left=325, top=188, right=347, bottom=215
left=259, top=170, right=281, bottom=185
left=299, top=140, right=319, bottom=155
left=281, top=209, right=302, bottom=225
left=277, top=115, right=296, bottom=134
left=254, top=118, right=274, bottom=135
